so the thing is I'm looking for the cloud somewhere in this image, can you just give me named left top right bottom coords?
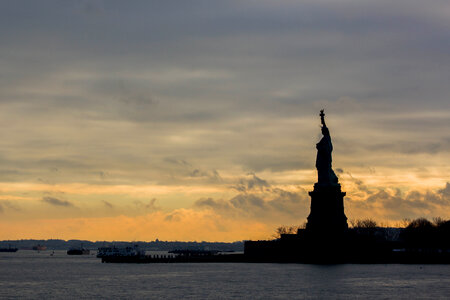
left=42, top=197, right=74, bottom=207
left=346, top=182, right=450, bottom=221
left=194, top=178, right=450, bottom=225
left=164, top=157, right=191, bottom=167
left=439, top=182, right=450, bottom=198
left=232, top=174, right=270, bottom=192
left=189, top=169, right=222, bottom=182
left=133, top=198, right=160, bottom=211
left=338, top=169, right=372, bottom=194
left=163, top=157, right=223, bottom=183
left=102, top=200, right=113, bottom=209
left=370, top=140, right=450, bottom=155
left=0, top=200, right=21, bottom=213
left=196, top=174, right=309, bottom=222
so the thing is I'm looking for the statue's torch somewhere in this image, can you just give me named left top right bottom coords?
left=320, top=109, right=326, bottom=127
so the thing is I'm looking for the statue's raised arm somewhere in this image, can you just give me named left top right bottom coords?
left=320, top=109, right=327, bottom=128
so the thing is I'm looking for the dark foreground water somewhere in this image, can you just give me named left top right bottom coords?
left=1, top=251, right=449, bottom=299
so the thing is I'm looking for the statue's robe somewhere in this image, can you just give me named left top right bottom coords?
left=316, top=129, right=338, bottom=185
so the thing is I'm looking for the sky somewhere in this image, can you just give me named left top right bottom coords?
left=0, top=0, right=449, bottom=242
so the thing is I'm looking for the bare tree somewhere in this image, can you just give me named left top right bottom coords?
left=350, top=218, right=377, bottom=229
left=407, top=218, right=433, bottom=229
left=400, top=218, right=411, bottom=228
left=273, top=225, right=302, bottom=239
left=432, top=217, right=446, bottom=227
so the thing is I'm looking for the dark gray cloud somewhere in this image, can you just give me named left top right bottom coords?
left=196, top=174, right=309, bottom=221
left=162, top=157, right=222, bottom=183
left=2, top=1, right=450, bottom=108
left=232, top=174, right=270, bottom=192
left=102, top=200, right=113, bottom=209
left=133, top=198, right=160, bottom=211
left=195, top=189, right=308, bottom=221
left=189, top=169, right=222, bottom=182
left=0, top=0, right=448, bottom=193
left=439, top=183, right=450, bottom=198
left=42, top=196, right=74, bottom=207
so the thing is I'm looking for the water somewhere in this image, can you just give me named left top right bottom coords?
left=1, top=251, right=449, bottom=299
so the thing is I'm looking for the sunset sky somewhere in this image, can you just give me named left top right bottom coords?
left=1, top=0, right=449, bottom=242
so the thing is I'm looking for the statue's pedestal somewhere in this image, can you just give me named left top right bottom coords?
left=306, top=183, right=348, bottom=236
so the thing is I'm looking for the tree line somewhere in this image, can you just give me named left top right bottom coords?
left=274, top=217, right=450, bottom=243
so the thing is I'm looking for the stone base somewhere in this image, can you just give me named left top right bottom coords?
left=306, top=184, right=348, bottom=236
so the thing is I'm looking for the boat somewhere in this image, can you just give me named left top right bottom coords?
left=67, top=248, right=90, bottom=255
left=32, top=245, right=47, bottom=251
left=97, top=245, right=145, bottom=258
left=0, top=245, right=18, bottom=252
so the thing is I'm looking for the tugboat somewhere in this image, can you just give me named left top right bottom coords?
left=67, top=248, right=90, bottom=255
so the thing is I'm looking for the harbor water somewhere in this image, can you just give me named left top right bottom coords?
left=1, top=250, right=449, bottom=299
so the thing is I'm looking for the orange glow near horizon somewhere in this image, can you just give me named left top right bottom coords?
left=0, top=172, right=449, bottom=241
left=0, top=211, right=271, bottom=242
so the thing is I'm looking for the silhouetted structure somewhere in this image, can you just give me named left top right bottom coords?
left=243, top=111, right=450, bottom=264
left=245, top=110, right=351, bottom=262
left=306, top=110, right=348, bottom=235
